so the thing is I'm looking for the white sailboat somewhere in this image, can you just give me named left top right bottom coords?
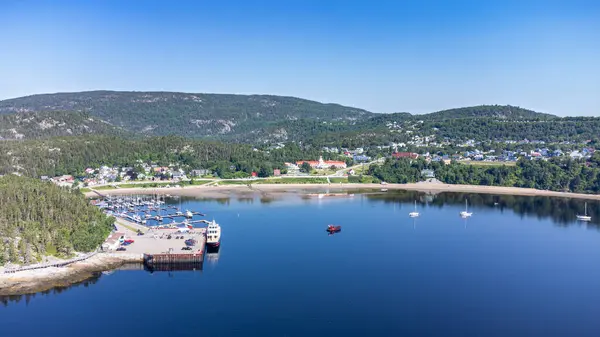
left=577, top=202, right=592, bottom=221
left=460, top=199, right=473, bottom=218
left=409, top=200, right=420, bottom=217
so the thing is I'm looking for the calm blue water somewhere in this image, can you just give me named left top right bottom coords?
left=3, top=191, right=600, bottom=337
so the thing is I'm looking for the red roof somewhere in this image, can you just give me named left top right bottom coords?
left=325, top=161, right=346, bottom=166
left=296, top=160, right=319, bottom=166
left=392, top=152, right=418, bottom=159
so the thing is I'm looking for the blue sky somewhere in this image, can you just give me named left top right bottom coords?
left=1, top=0, right=598, bottom=115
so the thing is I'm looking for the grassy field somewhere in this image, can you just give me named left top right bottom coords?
left=216, top=180, right=251, bottom=185
left=94, top=185, right=117, bottom=190
left=254, top=177, right=329, bottom=184
left=329, top=177, right=349, bottom=184
left=460, top=161, right=517, bottom=167
left=351, top=164, right=371, bottom=174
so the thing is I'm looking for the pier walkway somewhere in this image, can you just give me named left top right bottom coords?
left=1, top=251, right=99, bottom=274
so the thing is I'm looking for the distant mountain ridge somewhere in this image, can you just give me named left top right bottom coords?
left=0, top=91, right=557, bottom=142
left=0, top=91, right=371, bottom=138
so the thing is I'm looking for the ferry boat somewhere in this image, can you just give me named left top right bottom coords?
left=206, top=220, right=221, bottom=249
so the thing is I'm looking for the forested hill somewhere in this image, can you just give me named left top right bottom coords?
left=370, top=105, right=555, bottom=124
left=0, top=175, right=114, bottom=265
left=0, top=91, right=372, bottom=138
left=0, top=111, right=127, bottom=140
left=419, top=105, right=556, bottom=120
left=0, top=91, right=572, bottom=144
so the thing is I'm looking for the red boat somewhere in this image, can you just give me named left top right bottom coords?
left=326, top=225, right=341, bottom=233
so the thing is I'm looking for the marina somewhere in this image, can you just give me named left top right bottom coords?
left=93, top=195, right=220, bottom=269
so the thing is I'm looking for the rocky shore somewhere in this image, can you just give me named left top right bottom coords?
left=0, top=253, right=142, bottom=296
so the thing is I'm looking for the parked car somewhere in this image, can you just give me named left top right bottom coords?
left=181, top=247, right=192, bottom=250
left=116, top=247, right=126, bottom=251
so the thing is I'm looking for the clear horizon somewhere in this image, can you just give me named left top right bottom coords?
left=1, top=0, right=599, bottom=116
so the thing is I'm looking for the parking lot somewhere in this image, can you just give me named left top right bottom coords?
left=112, top=219, right=206, bottom=254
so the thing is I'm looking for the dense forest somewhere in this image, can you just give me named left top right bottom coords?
left=0, top=136, right=347, bottom=178
left=369, top=155, right=600, bottom=194
left=0, top=176, right=114, bottom=265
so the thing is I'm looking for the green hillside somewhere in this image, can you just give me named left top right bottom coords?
left=0, top=91, right=372, bottom=139
left=0, top=175, right=114, bottom=264
left=421, top=105, right=556, bottom=120
left=0, top=111, right=126, bottom=140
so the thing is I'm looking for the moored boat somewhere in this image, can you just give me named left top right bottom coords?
left=577, top=202, right=592, bottom=221
left=460, top=199, right=473, bottom=218
left=326, top=225, right=342, bottom=233
left=206, top=220, right=221, bottom=249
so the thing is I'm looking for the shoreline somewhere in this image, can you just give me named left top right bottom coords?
left=5, top=182, right=598, bottom=296
left=86, top=182, right=600, bottom=201
left=0, top=253, right=142, bottom=296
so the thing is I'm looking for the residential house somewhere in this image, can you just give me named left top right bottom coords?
left=391, top=152, right=419, bottom=159
left=51, top=175, right=74, bottom=187
left=570, top=151, right=584, bottom=160
left=353, top=155, right=370, bottom=162
left=191, top=169, right=212, bottom=177
left=421, top=169, right=435, bottom=178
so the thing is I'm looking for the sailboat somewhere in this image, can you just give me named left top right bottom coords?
left=577, top=202, right=592, bottom=221
left=460, top=199, right=473, bottom=218
left=409, top=200, right=420, bottom=217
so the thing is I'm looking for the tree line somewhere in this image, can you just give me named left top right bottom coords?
left=0, top=175, right=114, bottom=265
left=369, top=154, right=600, bottom=194
left=0, top=136, right=351, bottom=179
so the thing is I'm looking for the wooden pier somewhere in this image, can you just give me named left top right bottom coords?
left=144, top=262, right=203, bottom=272
left=143, top=253, right=203, bottom=264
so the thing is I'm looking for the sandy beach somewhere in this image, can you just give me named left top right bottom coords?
left=86, top=182, right=600, bottom=201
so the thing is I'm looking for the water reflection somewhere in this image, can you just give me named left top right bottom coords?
left=365, top=190, right=600, bottom=228
left=0, top=272, right=102, bottom=307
